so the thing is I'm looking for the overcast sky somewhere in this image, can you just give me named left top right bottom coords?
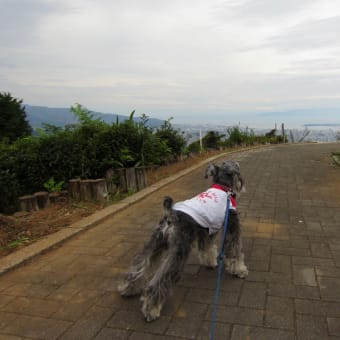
left=1, top=0, right=340, bottom=127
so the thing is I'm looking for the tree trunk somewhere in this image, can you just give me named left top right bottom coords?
left=34, top=191, right=50, bottom=209
left=18, top=195, right=39, bottom=212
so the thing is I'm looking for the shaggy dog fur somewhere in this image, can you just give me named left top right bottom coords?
left=118, top=160, right=248, bottom=321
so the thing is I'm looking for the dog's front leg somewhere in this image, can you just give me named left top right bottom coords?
left=224, top=212, right=248, bottom=278
left=197, top=232, right=218, bottom=268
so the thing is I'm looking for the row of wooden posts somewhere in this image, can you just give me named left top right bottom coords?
left=18, top=167, right=148, bottom=212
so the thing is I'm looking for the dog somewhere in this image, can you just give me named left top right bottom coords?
left=117, top=160, right=248, bottom=321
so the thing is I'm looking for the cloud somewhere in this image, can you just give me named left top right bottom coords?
left=0, top=0, right=71, bottom=46
left=0, top=0, right=340, bottom=124
left=265, top=16, right=340, bottom=51
left=213, top=0, right=315, bottom=23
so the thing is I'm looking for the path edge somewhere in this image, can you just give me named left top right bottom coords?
left=0, top=146, right=269, bottom=276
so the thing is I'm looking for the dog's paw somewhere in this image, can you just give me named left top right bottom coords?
left=117, top=281, right=142, bottom=296
left=206, top=264, right=218, bottom=270
left=225, top=259, right=248, bottom=279
left=205, top=256, right=218, bottom=269
left=117, top=281, right=130, bottom=296
left=235, top=264, right=248, bottom=278
left=224, top=258, right=235, bottom=273
left=141, top=296, right=161, bottom=322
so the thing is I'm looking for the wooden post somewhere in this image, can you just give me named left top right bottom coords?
left=91, top=179, right=108, bottom=202
left=18, top=195, right=39, bottom=212
left=49, top=192, right=61, bottom=204
left=80, top=179, right=93, bottom=201
left=125, top=168, right=138, bottom=192
left=68, top=179, right=81, bottom=201
left=34, top=191, right=50, bottom=209
left=58, top=190, right=68, bottom=203
left=136, top=167, right=148, bottom=190
left=105, top=168, right=117, bottom=195
left=117, top=168, right=128, bottom=192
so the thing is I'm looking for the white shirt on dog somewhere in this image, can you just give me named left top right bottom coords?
left=173, top=185, right=236, bottom=235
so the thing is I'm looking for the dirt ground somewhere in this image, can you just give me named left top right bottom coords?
left=0, top=150, right=225, bottom=257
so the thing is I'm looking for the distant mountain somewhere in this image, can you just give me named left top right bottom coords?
left=25, top=105, right=165, bottom=129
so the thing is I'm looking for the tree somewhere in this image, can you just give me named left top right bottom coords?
left=265, top=129, right=277, bottom=138
left=225, top=126, right=245, bottom=146
left=0, top=92, right=32, bottom=142
left=203, top=130, right=225, bottom=149
left=70, top=103, right=102, bottom=125
left=155, top=118, right=186, bottom=160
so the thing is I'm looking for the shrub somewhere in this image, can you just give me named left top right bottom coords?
left=155, top=118, right=186, bottom=161
left=187, top=140, right=201, bottom=154
left=0, top=169, right=19, bottom=214
left=203, top=131, right=225, bottom=149
left=0, top=106, right=188, bottom=213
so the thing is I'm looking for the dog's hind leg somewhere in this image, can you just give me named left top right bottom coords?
left=118, top=219, right=168, bottom=296
left=141, top=224, right=193, bottom=322
left=141, top=248, right=189, bottom=321
left=118, top=197, right=174, bottom=296
left=224, top=211, right=248, bottom=278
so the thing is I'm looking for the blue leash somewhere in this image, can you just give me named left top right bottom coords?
left=209, top=194, right=231, bottom=340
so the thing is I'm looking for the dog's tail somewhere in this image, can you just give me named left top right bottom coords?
left=163, top=196, right=173, bottom=217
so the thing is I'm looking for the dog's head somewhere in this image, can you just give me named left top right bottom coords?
left=205, top=160, right=245, bottom=194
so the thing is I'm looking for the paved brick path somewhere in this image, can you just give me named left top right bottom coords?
left=1, top=143, right=340, bottom=339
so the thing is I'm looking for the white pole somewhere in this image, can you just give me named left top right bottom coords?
left=200, top=128, right=203, bottom=153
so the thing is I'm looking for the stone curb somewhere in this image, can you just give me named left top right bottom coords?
left=0, top=146, right=267, bottom=276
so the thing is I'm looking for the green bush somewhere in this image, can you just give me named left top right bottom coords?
left=187, top=140, right=201, bottom=154
left=225, top=126, right=248, bottom=146
left=0, top=169, right=19, bottom=214
left=155, top=118, right=186, bottom=161
left=223, top=126, right=284, bottom=147
left=43, top=177, right=64, bottom=192
left=0, top=106, right=187, bottom=213
left=1, top=101, right=287, bottom=214
left=203, top=131, right=225, bottom=150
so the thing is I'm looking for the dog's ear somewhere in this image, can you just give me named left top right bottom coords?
left=223, top=161, right=245, bottom=193
left=233, top=174, right=246, bottom=193
left=205, top=164, right=217, bottom=179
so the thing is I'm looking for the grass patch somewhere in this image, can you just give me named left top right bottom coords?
left=2, top=237, right=30, bottom=250
left=332, top=152, right=340, bottom=166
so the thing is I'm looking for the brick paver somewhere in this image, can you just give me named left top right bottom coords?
left=1, top=143, right=340, bottom=339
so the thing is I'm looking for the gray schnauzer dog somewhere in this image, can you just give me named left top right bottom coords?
left=118, top=160, right=248, bottom=321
